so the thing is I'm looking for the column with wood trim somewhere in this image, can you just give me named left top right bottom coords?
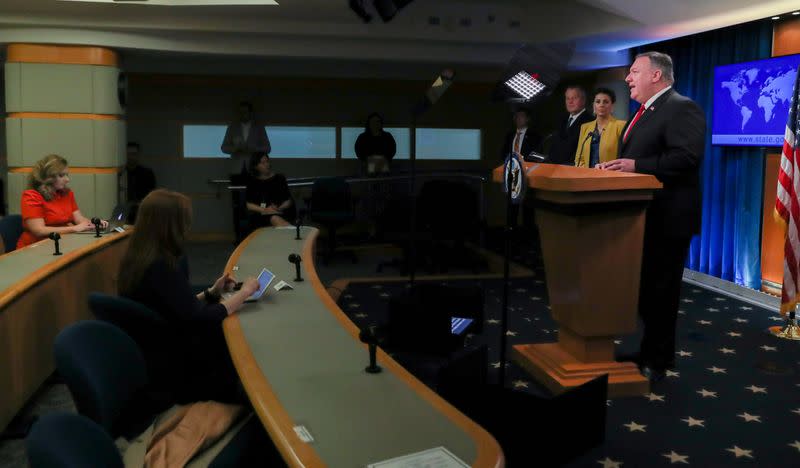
left=4, top=44, right=126, bottom=219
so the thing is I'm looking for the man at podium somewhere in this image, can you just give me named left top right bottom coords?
left=599, top=51, right=705, bottom=381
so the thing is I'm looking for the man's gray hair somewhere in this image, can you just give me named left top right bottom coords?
left=636, top=51, right=675, bottom=84
left=565, top=86, right=587, bottom=102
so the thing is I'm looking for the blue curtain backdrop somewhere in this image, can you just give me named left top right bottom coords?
left=634, top=21, right=773, bottom=289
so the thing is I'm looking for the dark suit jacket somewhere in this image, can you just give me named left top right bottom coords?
left=548, top=110, right=594, bottom=165
left=620, top=88, right=705, bottom=238
left=500, top=128, right=542, bottom=160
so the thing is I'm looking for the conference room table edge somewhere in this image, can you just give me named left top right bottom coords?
left=0, top=230, right=132, bottom=430
left=222, top=227, right=505, bottom=468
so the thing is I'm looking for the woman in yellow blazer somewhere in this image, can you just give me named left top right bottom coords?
left=574, top=88, right=626, bottom=168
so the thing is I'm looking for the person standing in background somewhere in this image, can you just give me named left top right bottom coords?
left=355, top=112, right=396, bottom=175
left=500, top=108, right=542, bottom=161
left=574, top=88, right=626, bottom=168
left=548, top=86, right=593, bottom=165
left=221, top=101, right=271, bottom=175
left=124, top=142, right=156, bottom=223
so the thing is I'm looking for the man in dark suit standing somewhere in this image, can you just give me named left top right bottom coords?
left=547, top=86, right=593, bottom=165
left=501, top=108, right=542, bottom=161
left=501, top=108, right=541, bottom=230
left=599, top=52, right=705, bottom=381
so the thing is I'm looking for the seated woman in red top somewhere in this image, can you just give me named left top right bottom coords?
left=17, top=154, right=108, bottom=249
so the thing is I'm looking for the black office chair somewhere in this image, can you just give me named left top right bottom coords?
left=54, top=320, right=281, bottom=467
left=27, top=412, right=124, bottom=468
left=87, top=292, right=181, bottom=405
left=308, top=177, right=357, bottom=264
left=0, top=214, right=23, bottom=254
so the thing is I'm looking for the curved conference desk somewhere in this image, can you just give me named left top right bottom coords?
left=223, top=227, right=504, bottom=468
left=0, top=230, right=131, bottom=430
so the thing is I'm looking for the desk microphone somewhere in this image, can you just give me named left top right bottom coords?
left=359, top=326, right=382, bottom=374
left=288, top=253, right=304, bottom=282
left=91, top=217, right=102, bottom=238
left=48, top=232, right=62, bottom=256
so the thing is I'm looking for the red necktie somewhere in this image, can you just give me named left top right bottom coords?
left=513, top=131, right=522, bottom=154
left=623, top=105, right=646, bottom=143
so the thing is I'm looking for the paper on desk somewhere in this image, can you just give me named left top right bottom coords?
left=367, top=447, right=469, bottom=468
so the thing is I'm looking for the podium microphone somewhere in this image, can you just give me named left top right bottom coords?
left=288, top=253, right=304, bottom=282
left=48, top=232, right=62, bottom=256
left=91, top=217, right=102, bottom=238
left=358, top=326, right=382, bottom=374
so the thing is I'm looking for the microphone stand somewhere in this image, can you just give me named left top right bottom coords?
left=498, top=161, right=515, bottom=388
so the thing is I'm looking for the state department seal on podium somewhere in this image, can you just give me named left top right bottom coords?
left=503, top=152, right=526, bottom=205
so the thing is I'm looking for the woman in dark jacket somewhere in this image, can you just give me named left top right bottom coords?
left=118, top=189, right=259, bottom=403
left=355, top=112, right=396, bottom=174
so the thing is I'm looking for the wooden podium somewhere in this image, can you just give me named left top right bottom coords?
left=493, top=163, right=662, bottom=397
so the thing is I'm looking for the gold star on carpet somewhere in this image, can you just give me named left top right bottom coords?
left=662, top=451, right=689, bottom=464
left=486, top=319, right=500, bottom=325
left=719, top=347, right=736, bottom=354
left=666, top=370, right=680, bottom=378
left=769, top=316, right=785, bottom=321
left=707, top=366, right=727, bottom=374
left=726, top=446, right=754, bottom=459
left=737, top=412, right=762, bottom=423
left=698, top=320, right=713, bottom=325
left=530, top=296, right=541, bottom=301
left=682, top=298, right=694, bottom=303
left=681, top=417, right=705, bottom=427
left=727, top=331, right=742, bottom=337
left=789, top=441, right=800, bottom=453
left=714, top=297, right=726, bottom=301
left=644, top=392, right=665, bottom=402
left=512, top=380, right=528, bottom=389
left=792, top=408, right=800, bottom=415
left=733, top=317, right=748, bottom=323
left=745, top=385, right=767, bottom=394
left=697, top=389, right=718, bottom=398
left=739, top=305, right=752, bottom=310
left=707, top=307, right=719, bottom=312
left=623, top=421, right=646, bottom=432
left=760, top=345, right=777, bottom=351
left=596, top=457, right=622, bottom=468
left=676, top=350, right=693, bottom=357
left=505, top=330, right=518, bottom=336
left=354, top=313, right=367, bottom=318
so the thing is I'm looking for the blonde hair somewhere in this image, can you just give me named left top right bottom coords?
left=118, top=189, right=193, bottom=295
left=28, top=154, right=70, bottom=201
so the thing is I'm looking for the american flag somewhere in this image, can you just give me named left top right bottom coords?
left=774, top=65, right=800, bottom=315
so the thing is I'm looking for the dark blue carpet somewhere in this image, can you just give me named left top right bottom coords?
left=337, top=235, right=800, bottom=467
